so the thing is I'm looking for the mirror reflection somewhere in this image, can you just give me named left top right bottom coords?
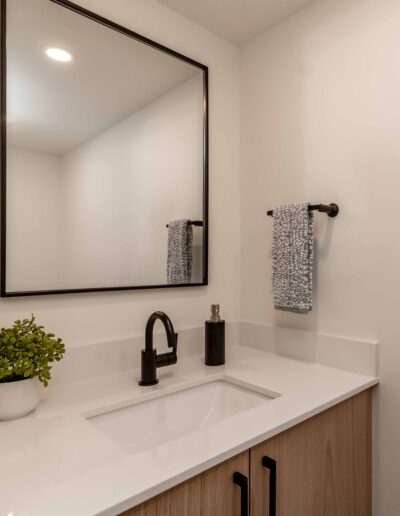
left=4, top=0, right=207, bottom=294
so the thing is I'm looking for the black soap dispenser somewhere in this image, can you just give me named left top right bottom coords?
left=205, top=304, right=225, bottom=366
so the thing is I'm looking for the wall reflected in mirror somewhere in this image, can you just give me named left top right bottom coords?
left=3, top=0, right=208, bottom=295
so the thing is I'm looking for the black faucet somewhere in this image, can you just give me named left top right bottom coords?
left=139, top=311, right=178, bottom=386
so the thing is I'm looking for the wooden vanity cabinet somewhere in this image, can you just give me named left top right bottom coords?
left=121, top=389, right=372, bottom=516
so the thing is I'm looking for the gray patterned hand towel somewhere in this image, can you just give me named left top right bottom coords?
left=167, top=219, right=193, bottom=284
left=272, top=203, right=313, bottom=313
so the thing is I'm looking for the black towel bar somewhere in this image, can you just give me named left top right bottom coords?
left=166, top=220, right=204, bottom=228
left=267, top=203, right=339, bottom=218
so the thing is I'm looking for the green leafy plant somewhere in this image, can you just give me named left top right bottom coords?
left=0, top=315, right=65, bottom=386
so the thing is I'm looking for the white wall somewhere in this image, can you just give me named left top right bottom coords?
left=62, top=75, right=203, bottom=288
left=0, top=0, right=240, bottom=347
left=240, top=0, right=400, bottom=513
left=6, top=147, right=64, bottom=291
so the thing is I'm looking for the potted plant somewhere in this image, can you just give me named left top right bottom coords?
left=0, top=315, right=65, bottom=420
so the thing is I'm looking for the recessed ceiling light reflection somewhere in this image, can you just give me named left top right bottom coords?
left=45, top=47, right=73, bottom=63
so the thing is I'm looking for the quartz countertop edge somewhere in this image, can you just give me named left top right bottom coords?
left=0, top=345, right=379, bottom=516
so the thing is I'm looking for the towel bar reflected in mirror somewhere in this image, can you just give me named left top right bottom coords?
left=166, top=221, right=204, bottom=228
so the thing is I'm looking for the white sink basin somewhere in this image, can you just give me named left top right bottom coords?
left=87, top=379, right=275, bottom=453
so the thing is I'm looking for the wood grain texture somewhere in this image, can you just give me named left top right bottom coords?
left=201, top=451, right=249, bottom=516
left=353, top=388, right=372, bottom=515
left=250, top=389, right=372, bottom=516
left=308, top=389, right=372, bottom=516
left=170, top=475, right=201, bottom=516
left=121, top=489, right=170, bottom=516
left=250, top=422, right=310, bottom=516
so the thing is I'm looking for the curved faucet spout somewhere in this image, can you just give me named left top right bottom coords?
left=145, top=311, right=176, bottom=351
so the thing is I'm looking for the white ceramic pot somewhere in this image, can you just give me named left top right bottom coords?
left=0, top=378, right=39, bottom=420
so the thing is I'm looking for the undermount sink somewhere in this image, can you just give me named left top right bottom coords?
left=86, top=379, right=275, bottom=454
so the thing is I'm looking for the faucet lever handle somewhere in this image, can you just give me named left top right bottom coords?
left=170, top=332, right=178, bottom=350
left=156, top=332, right=178, bottom=368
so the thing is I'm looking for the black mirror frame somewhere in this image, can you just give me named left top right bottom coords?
left=0, top=0, right=209, bottom=297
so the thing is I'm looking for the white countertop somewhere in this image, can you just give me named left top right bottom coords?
left=0, top=345, right=378, bottom=516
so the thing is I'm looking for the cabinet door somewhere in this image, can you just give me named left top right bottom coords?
left=202, top=451, right=249, bottom=516
left=250, top=389, right=372, bottom=516
left=121, top=451, right=249, bottom=516
left=121, top=478, right=201, bottom=516
left=250, top=420, right=309, bottom=516
left=121, top=489, right=171, bottom=516
left=307, top=389, right=372, bottom=516
left=170, top=476, right=202, bottom=516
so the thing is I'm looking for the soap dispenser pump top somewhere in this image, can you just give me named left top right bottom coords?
left=205, top=304, right=225, bottom=366
left=210, top=304, right=221, bottom=323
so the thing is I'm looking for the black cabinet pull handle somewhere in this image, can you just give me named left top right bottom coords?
left=262, top=456, right=277, bottom=516
left=233, top=471, right=249, bottom=516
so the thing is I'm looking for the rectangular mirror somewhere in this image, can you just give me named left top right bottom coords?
left=1, top=0, right=208, bottom=296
